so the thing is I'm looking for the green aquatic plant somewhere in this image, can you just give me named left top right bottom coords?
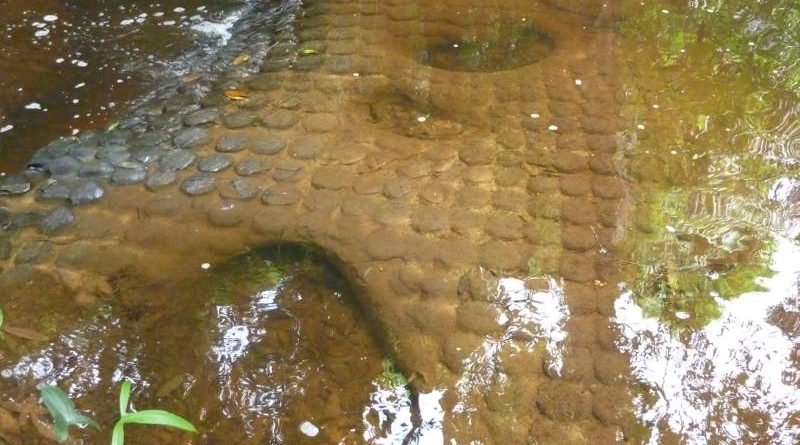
left=111, top=380, right=197, bottom=445
left=40, top=385, right=100, bottom=442
left=380, top=358, right=408, bottom=389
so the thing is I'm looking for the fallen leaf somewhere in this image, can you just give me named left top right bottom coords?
left=232, top=54, right=250, bottom=65
left=224, top=89, right=248, bottom=101
left=3, top=325, right=48, bottom=342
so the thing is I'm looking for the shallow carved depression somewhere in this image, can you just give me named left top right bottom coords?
left=416, top=24, right=555, bottom=72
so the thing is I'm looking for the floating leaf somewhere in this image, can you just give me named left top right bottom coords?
left=224, top=89, right=248, bottom=101
left=40, top=385, right=99, bottom=443
left=232, top=53, right=250, bottom=65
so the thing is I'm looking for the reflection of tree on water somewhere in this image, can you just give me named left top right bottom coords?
left=618, top=1, right=800, bottom=332
left=624, top=188, right=776, bottom=331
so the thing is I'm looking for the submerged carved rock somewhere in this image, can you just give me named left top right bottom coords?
left=0, top=1, right=644, bottom=444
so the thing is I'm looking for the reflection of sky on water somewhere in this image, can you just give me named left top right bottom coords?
left=362, top=385, right=445, bottom=445
left=455, top=273, right=569, bottom=415
left=615, top=235, right=800, bottom=444
left=361, top=272, right=568, bottom=445
left=0, top=311, right=126, bottom=395
left=211, top=286, right=283, bottom=422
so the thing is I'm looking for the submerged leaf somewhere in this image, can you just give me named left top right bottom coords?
left=224, top=89, right=248, bottom=101
left=40, top=385, right=99, bottom=443
left=3, top=325, right=47, bottom=341
left=232, top=53, right=250, bottom=65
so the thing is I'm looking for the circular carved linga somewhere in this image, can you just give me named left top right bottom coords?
left=416, top=24, right=555, bottom=72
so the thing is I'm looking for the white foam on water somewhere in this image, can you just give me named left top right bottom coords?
left=190, top=8, right=244, bottom=46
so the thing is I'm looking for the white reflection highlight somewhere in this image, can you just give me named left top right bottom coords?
left=454, top=274, right=569, bottom=417
left=615, top=237, right=800, bottom=444
left=362, top=385, right=446, bottom=445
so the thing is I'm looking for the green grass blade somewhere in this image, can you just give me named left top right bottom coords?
left=118, top=381, right=132, bottom=416
left=111, top=421, right=125, bottom=445
left=40, top=385, right=99, bottom=443
left=121, top=410, right=198, bottom=433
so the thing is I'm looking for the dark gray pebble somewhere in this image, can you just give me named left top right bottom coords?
left=182, top=108, right=220, bottom=126
left=174, top=127, right=209, bottom=149
left=111, top=168, right=147, bottom=185
left=216, top=135, right=249, bottom=153
left=38, top=207, right=75, bottom=234
left=0, top=175, right=32, bottom=196
left=181, top=173, right=216, bottom=196
left=235, top=158, right=270, bottom=176
left=15, top=240, right=52, bottom=264
left=219, top=178, right=259, bottom=200
left=69, top=180, right=104, bottom=205
left=47, top=156, right=81, bottom=176
left=198, top=154, right=233, bottom=172
left=222, top=111, right=256, bottom=129
left=78, top=161, right=114, bottom=179
left=159, top=150, right=196, bottom=171
left=146, top=171, right=177, bottom=190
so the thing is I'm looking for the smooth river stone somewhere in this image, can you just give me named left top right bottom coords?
left=146, top=171, right=177, bottom=190
left=174, top=127, right=209, bottom=148
left=288, top=135, right=324, bottom=160
left=198, top=154, right=233, bottom=172
left=219, top=178, right=259, bottom=200
left=261, top=184, right=302, bottom=205
left=0, top=175, right=31, bottom=196
left=222, top=111, right=256, bottom=129
left=111, top=168, right=147, bottom=185
left=15, top=240, right=53, bottom=264
left=216, top=134, right=250, bottom=153
left=159, top=150, right=196, bottom=171
left=260, top=109, right=298, bottom=129
left=180, top=173, right=216, bottom=196
left=251, top=134, right=287, bottom=155
left=235, top=158, right=270, bottom=176
left=47, top=156, right=81, bottom=176
left=130, top=148, right=163, bottom=165
left=70, top=180, right=105, bottom=205
left=182, top=108, right=220, bottom=126
left=302, top=113, right=338, bottom=133
left=38, top=207, right=75, bottom=234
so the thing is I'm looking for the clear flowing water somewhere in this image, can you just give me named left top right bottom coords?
left=0, top=0, right=251, bottom=171
left=0, top=0, right=799, bottom=444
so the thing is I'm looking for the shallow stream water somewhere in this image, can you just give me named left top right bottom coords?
left=0, top=0, right=799, bottom=444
